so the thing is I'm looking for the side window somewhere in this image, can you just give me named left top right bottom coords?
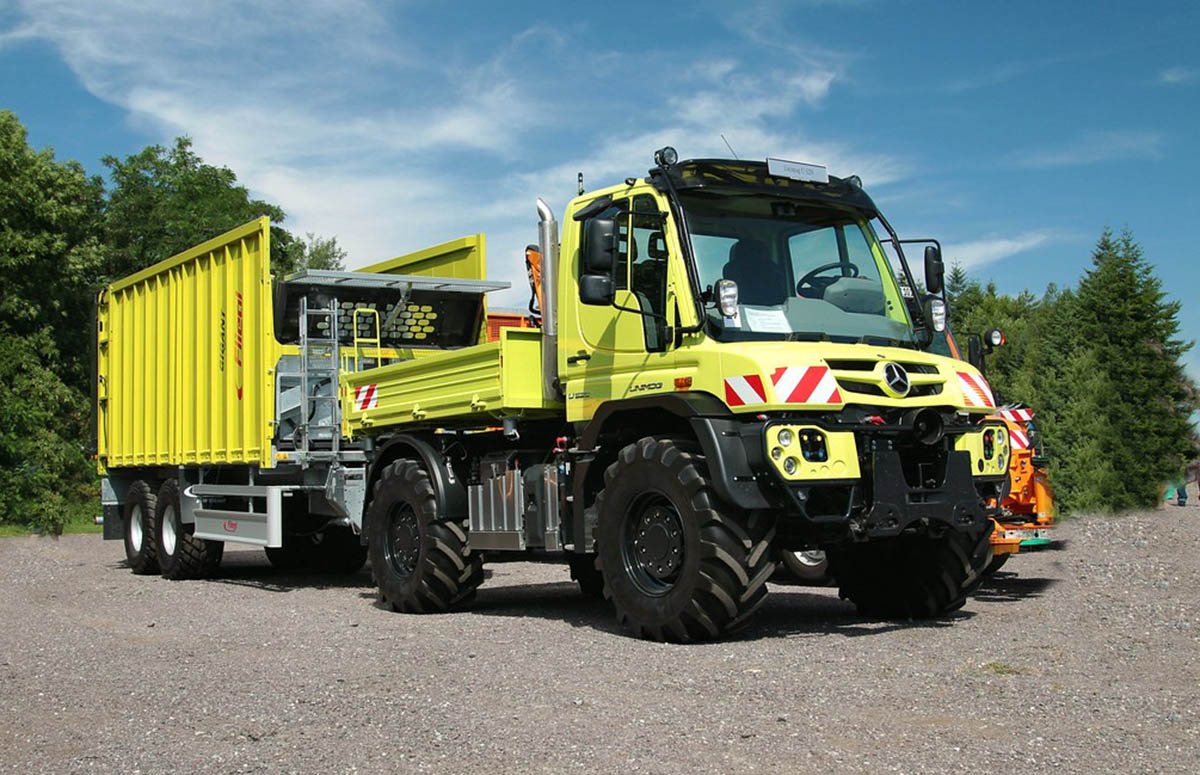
left=629, top=194, right=669, bottom=351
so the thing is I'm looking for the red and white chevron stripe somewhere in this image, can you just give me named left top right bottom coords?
left=1009, top=426, right=1030, bottom=450
left=956, top=371, right=995, bottom=408
left=998, top=407, right=1034, bottom=423
left=770, top=366, right=843, bottom=405
left=724, top=375, right=767, bottom=407
left=354, top=383, right=378, bottom=411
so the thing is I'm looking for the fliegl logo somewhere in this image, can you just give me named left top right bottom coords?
left=234, top=291, right=244, bottom=400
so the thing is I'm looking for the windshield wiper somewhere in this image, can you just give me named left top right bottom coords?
left=856, top=334, right=915, bottom=349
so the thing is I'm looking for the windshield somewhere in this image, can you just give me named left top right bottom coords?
left=681, top=192, right=916, bottom=346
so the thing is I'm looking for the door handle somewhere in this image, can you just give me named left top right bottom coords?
left=567, top=352, right=592, bottom=365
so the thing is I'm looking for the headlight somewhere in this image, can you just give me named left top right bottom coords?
left=771, top=446, right=783, bottom=460
left=777, top=429, right=794, bottom=447
left=783, top=457, right=799, bottom=475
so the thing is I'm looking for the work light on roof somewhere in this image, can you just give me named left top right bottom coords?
left=654, top=146, right=678, bottom=167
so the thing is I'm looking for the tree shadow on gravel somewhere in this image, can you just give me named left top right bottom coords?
left=974, top=571, right=1058, bottom=604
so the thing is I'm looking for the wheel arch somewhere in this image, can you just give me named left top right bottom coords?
left=570, top=392, right=770, bottom=552
left=367, top=433, right=468, bottom=524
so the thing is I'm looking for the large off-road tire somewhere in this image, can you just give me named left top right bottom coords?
left=367, top=460, right=483, bottom=613
left=569, top=554, right=605, bottom=599
left=123, top=480, right=158, bottom=575
left=595, top=437, right=776, bottom=642
left=156, top=479, right=224, bottom=580
left=780, top=549, right=831, bottom=585
left=828, top=523, right=993, bottom=619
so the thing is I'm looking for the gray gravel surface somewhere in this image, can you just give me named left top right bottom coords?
left=1, top=509, right=1198, bottom=774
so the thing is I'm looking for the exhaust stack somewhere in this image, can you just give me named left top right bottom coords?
left=536, top=198, right=560, bottom=401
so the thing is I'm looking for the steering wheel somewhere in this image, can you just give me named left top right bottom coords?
left=796, top=262, right=860, bottom=298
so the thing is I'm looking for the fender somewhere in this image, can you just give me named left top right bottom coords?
left=571, top=392, right=771, bottom=551
left=369, top=433, right=468, bottom=523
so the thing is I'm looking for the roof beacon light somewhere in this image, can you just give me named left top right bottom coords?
left=654, top=146, right=678, bottom=167
left=766, top=157, right=829, bottom=184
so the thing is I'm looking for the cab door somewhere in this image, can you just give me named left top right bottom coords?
left=562, top=189, right=681, bottom=422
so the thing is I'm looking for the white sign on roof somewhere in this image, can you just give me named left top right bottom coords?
left=766, top=157, right=829, bottom=184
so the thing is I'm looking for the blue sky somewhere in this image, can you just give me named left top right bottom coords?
left=2, top=0, right=1198, bottom=375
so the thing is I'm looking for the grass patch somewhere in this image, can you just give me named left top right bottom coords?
left=0, top=499, right=102, bottom=538
left=980, top=661, right=1027, bottom=676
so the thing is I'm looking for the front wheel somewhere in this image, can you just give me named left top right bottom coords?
left=595, top=437, right=776, bottom=642
left=828, top=524, right=993, bottom=619
left=367, top=460, right=483, bottom=613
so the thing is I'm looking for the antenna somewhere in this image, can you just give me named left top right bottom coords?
left=577, top=172, right=584, bottom=195
left=720, top=134, right=739, bottom=160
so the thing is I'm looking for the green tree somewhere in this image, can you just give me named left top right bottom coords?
left=0, top=111, right=105, bottom=529
left=282, top=232, right=348, bottom=273
left=1064, top=228, right=1197, bottom=510
left=102, top=137, right=294, bottom=278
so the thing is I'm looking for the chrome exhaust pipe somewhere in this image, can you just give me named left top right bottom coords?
left=536, top=198, right=560, bottom=401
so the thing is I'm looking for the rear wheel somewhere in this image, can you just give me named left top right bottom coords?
left=156, top=479, right=224, bottom=580
left=123, top=480, right=158, bottom=575
left=367, top=460, right=483, bottom=613
left=983, top=552, right=1009, bottom=576
left=569, top=554, right=605, bottom=599
left=828, top=524, right=993, bottom=619
left=595, top=437, right=776, bottom=642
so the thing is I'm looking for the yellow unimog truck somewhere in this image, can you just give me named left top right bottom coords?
left=97, top=149, right=1010, bottom=641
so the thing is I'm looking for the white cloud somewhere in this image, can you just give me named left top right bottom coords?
left=9, top=0, right=901, bottom=307
left=942, top=232, right=1055, bottom=270
left=1013, top=130, right=1164, bottom=168
left=1159, top=66, right=1197, bottom=84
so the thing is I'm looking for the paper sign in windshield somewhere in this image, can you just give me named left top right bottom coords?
left=742, top=307, right=791, bottom=333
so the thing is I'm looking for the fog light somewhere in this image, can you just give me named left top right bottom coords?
left=771, top=446, right=783, bottom=460
left=783, top=457, right=799, bottom=475
left=777, top=428, right=794, bottom=447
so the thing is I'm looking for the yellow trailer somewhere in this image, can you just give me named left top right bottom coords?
left=97, top=218, right=279, bottom=470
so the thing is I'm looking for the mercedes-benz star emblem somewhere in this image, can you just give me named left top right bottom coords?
left=883, top=362, right=910, bottom=397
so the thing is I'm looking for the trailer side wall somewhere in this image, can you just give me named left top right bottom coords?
left=97, top=218, right=279, bottom=471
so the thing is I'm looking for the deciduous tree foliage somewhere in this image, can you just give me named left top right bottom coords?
left=0, top=113, right=346, bottom=529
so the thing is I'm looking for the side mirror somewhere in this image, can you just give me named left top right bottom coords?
left=924, top=245, right=944, bottom=296
left=966, top=334, right=986, bottom=373
left=582, top=218, right=617, bottom=274
left=579, top=274, right=614, bottom=306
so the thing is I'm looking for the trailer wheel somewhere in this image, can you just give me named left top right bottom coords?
left=155, top=479, right=224, bottom=580
left=828, top=523, right=993, bottom=619
left=367, top=460, right=483, bottom=613
left=595, top=437, right=776, bottom=642
left=569, top=555, right=604, bottom=599
left=264, top=538, right=310, bottom=572
left=123, top=480, right=158, bottom=574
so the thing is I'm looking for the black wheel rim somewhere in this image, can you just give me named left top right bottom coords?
left=621, top=493, right=685, bottom=596
left=383, top=502, right=420, bottom=578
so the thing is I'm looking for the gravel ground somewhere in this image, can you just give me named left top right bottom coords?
left=1, top=509, right=1197, bottom=774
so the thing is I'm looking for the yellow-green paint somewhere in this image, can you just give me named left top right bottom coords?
left=955, top=424, right=1010, bottom=477
left=342, top=327, right=559, bottom=433
left=360, top=234, right=487, bottom=280
left=551, top=181, right=996, bottom=424
left=97, top=218, right=279, bottom=471
left=765, top=425, right=861, bottom=481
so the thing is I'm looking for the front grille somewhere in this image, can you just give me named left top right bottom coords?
left=835, top=378, right=944, bottom=398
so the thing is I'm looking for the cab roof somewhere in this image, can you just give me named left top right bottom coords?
left=654, top=158, right=879, bottom=216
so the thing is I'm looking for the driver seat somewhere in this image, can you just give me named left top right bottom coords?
left=723, top=239, right=787, bottom=306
